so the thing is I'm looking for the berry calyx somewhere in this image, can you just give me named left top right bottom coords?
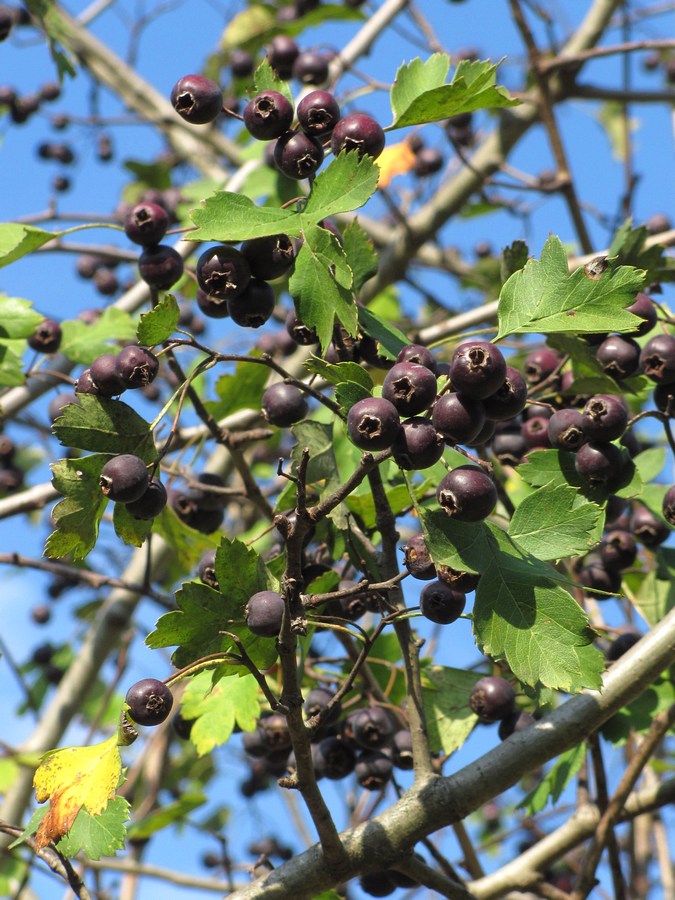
left=244, top=91, right=294, bottom=141
left=99, top=454, right=149, bottom=503
left=170, top=75, right=223, bottom=125
left=346, top=396, right=401, bottom=451
left=274, top=129, right=324, bottom=180
left=469, top=676, right=516, bottom=723
left=450, top=340, right=507, bottom=399
left=196, top=245, right=251, bottom=300
left=331, top=113, right=386, bottom=159
left=124, top=201, right=169, bottom=247
left=437, top=465, right=497, bottom=522
left=296, top=90, right=341, bottom=137
left=125, top=677, right=173, bottom=726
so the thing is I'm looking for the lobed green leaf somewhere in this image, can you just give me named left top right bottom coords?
left=45, top=454, right=109, bottom=560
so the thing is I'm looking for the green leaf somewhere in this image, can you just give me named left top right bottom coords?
left=182, top=670, right=260, bottom=755
left=633, top=446, right=667, bottom=484
left=335, top=381, right=371, bottom=412
left=137, top=294, right=180, bottom=344
left=0, top=223, right=59, bottom=268
left=22, top=1, right=77, bottom=78
left=221, top=4, right=276, bottom=50
left=188, top=192, right=299, bottom=242
left=0, top=340, right=26, bottom=386
left=497, top=235, right=645, bottom=340
left=518, top=447, right=640, bottom=503
left=508, top=483, right=603, bottom=560
left=59, top=307, right=137, bottom=365
left=341, top=220, right=378, bottom=292
left=0, top=294, right=43, bottom=338
left=291, top=421, right=341, bottom=495
left=303, top=152, right=379, bottom=221
left=112, top=502, right=153, bottom=548
left=596, top=101, right=637, bottom=162
left=152, top=506, right=219, bottom=584
left=390, top=56, right=519, bottom=129
left=357, top=305, right=409, bottom=360
left=45, top=455, right=109, bottom=560
left=53, top=395, right=155, bottom=462
left=500, top=240, right=529, bottom=283
left=127, top=793, right=206, bottom=840
left=147, top=537, right=278, bottom=671
left=56, top=797, right=130, bottom=860
left=602, top=672, right=675, bottom=744
left=518, top=744, right=586, bottom=815
left=252, top=58, right=294, bottom=104
left=289, top=226, right=356, bottom=351
left=124, top=159, right=173, bottom=191
left=627, top=548, right=675, bottom=626
left=608, top=219, right=671, bottom=283
left=422, top=666, right=479, bottom=755
left=205, top=356, right=270, bottom=420
left=421, top=510, right=603, bottom=691
left=304, top=356, right=373, bottom=391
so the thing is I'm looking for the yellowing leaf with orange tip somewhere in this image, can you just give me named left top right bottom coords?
left=376, top=141, right=417, bottom=188
left=33, top=735, right=122, bottom=850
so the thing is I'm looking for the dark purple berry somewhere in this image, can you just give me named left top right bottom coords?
left=582, top=394, right=628, bottom=442
left=90, top=353, right=126, bottom=398
left=450, top=340, right=507, bottom=399
left=354, top=749, right=393, bottom=791
left=403, top=533, right=436, bottom=581
left=436, top=566, right=480, bottom=593
left=115, top=345, right=159, bottom=389
left=315, top=735, right=355, bottom=780
left=396, top=343, right=437, bottom=374
left=491, top=426, right=527, bottom=465
left=196, top=288, right=229, bottom=319
left=262, top=382, right=309, bottom=427
left=579, top=561, right=622, bottom=596
left=125, top=677, right=173, bottom=726
left=381, top=361, right=437, bottom=417
left=600, top=530, right=637, bottom=570
left=28, top=319, right=62, bottom=354
left=413, top=146, right=444, bottom=177
left=170, top=75, right=223, bottom=125
left=124, top=202, right=169, bottom=247
left=547, top=408, right=587, bottom=451
left=574, top=441, right=627, bottom=490
left=241, top=234, right=295, bottom=280
left=75, top=368, right=99, bottom=396
left=244, top=91, right=294, bottom=141
left=274, top=129, right=324, bottom=180
left=391, top=417, right=445, bottom=470
left=304, top=687, right=340, bottom=723
left=639, top=333, right=675, bottom=384
left=292, top=51, right=329, bottom=85
left=654, top=383, right=675, bottom=417
left=93, top=268, right=119, bottom=296
left=346, top=396, right=401, bottom=451
left=286, top=311, right=318, bottom=346
left=631, top=504, right=670, bottom=547
left=359, top=871, right=396, bottom=898
left=230, top=48, right=255, bottom=79
left=246, top=590, right=285, bottom=637
left=498, top=711, right=535, bottom=740
left=125, top=477, right=167, bottom=520
left=625, top=292, right=657, bottom=336
left=469, top=675, right=516, bottom=723
left=419, top=580, right=466, bottom=624
left=196, top=245, right=251, bottom=300
left=344, top=706, right=395, bottom=750
left=227, top=277, right=276, bottom=328
left=663, top=485, right=675, bottom=526
left=437, top=465, right=497, bottom=522
left=523, top=347, right=564, bottom=385
left=197, top=549, right=218, bottom=589
left=391, top=729, right=413, bottom=770
left=606, top=631, right=640, bottom=661
left=595, top=335, right=641, bottom=380
left=297, top=90, right=341, bottom=137
left=482, top=366, right=528, bottom=421
left=331, top=113, right=386, bottom=160
left=521, top=416, right=552, bottom=450
left=267, top=35, right=299, bottom=80
left=99, top=454, right=149, bottom=503
left=431, top=392, right=486, bottom=445
left=138, top=244, right=184, bottom=290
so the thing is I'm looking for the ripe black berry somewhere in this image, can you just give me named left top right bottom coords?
left=413, top=146, right=444, bottom=177
left=359, top=871, right=396, bottom=898
left=547, top=408, right=587, bottom=451
left=346, top=706, right=395, bottom=750
left=600, top=529, right=637, bottom=570
left=230, top=48, right=255, bottom=79
left=663, top=485, right=675, bottom=526
left=581, top=394, right=628, bottom=442
left=403, top=533, right=436, bottom=580
left=431, top=392, right=486, bottom=445
left=640, top=333, right=675, bottom=384
left=574, top=441, right=626, bottom=490
left=481, top=366, right=528, bottom=421
left=381, top=362, right=437, bottom=417
left=241, top=234, right=295, bottom=280
left=115, top=346, right=159, bottom=389
left=314, top=736, right=355, bottom=780
left=197, top=548, right=218, bottom=589
left=266, top=35, right=299, bottom=80
left=606, top=631, right=640, bottom=661
left=138, top=244, right=184, bottom=290
left=579, top=561, right=622, bottom=596
left=227, top=277, right=276, bottom=328
left=286, top=311, right=318, bottom=345
left=498, top=711, right=535, bottom=741
left=274, top=129, right=324, bottom=180
left=125, top=476, right=167, bottom=519
left=346, top=396, right=401, bottom=451
left=170, top=75, right=223, bottom=125
left=419, top=580, right=466, bottom=624
left=246, top=590, right=285, bottom=637
left=595, top=335, right=641, bottom=380
left=296, top=90, right=341, bottom=137
left=450, top=340, right=507, bottom=399
left=196, top=288, right=229, bottom=319
left=331, top=113, right=386, bottom=160
left=355, top=749, right=393, bottom=790
left=631, top=504, right=670, bottom=547
left=292, top=50, right=329, bottom=85
left=90, top=353, right=125, bottom=398
left=304, top=687, right=340, bottom=723
left=437, top=465, right=497, bottom=522
left=625, top=292, right=657, bottom=336
left=396, top=343, right=437, bottom=374
left=124, top=201, right=169, bottom=247
left=262, top=382, right=309, bottom=427
left=196, top=245, right=251, bottom=300
left=125, top=677, right=173, bottom=726
left=391, top=417, right=444, bottom=470
left=99, top=454, right=149, bottom=503
left=523, top=347, right=563, bottom=384
left=469, top=676, right=516, bottom=723
left=244, top=91, right=294, bottom=141
left=28, top=319, right=62, bottom=354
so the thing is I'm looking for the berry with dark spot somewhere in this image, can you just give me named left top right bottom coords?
left=262, top=382, right=309, bottom=427
left=170, top=75, right=223, bottom=125
left=124, top=202, right=169, bottom=247
left=437, top=465, right=497, bottom=522
left=99, top=454, right=149, bottom=503
left=28, top=319, right=62, bottom=354
left=419, top=580, right=466, bottom=624
left=125, top=677, right=173, bottom=726
left=330, top=113, right=386, bottom=160
left=246, top=590, right=285, bottom=637
left=244, top=91, right=294, bottom=141
left=196, top=245, right=251, bottom=301
left=469, top=676, right=516, bottom=723
left=346, top=396, right=401, bottom=451
left=381, top=361, right=437, bottom=417
left=138, top=244, right=184, bottom=290
left=450, top=340, right=507, bottom=399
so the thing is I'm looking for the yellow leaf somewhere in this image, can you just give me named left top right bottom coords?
left=33, top=735, right=122, bottom=850
left=376, top=141, right=417, bottom=188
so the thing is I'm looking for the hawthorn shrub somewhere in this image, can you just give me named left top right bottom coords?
left=0, top=2, right=674, bottom=899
